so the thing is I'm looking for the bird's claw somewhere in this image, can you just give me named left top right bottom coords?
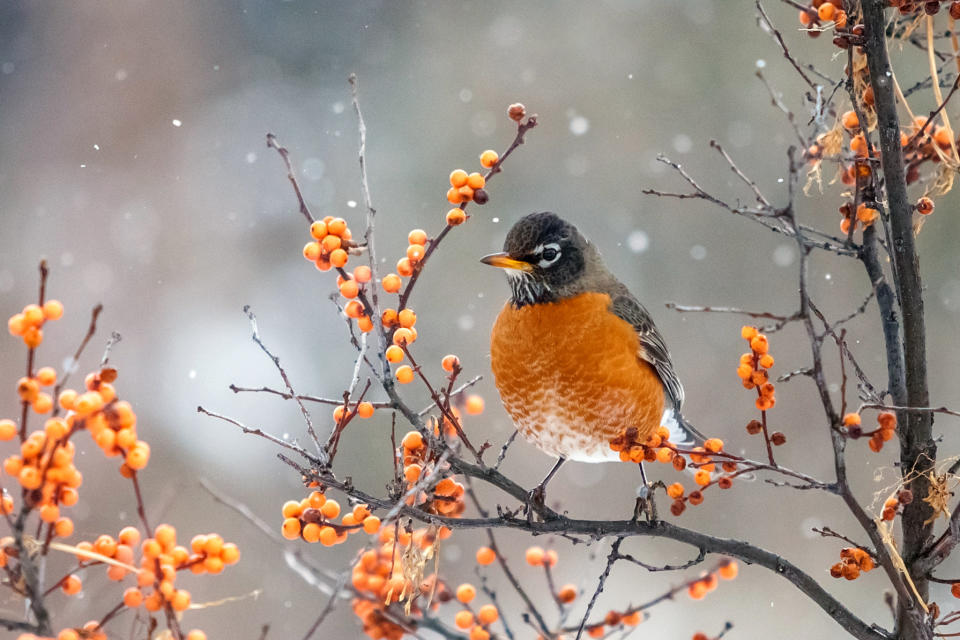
left=524, top=485, right=547, bottom=522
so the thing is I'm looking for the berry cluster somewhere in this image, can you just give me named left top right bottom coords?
left=303, top=216, right=354, bottom=271
left=881, top=489, right=914, bottom=522
left=688, top=560, right=739, bottom=599
left=842, top=411, right=896, bottom=452
left=737, top=326, right=776, bottom=411
left=829, top=547, right=875, bottom=580
left=7, top=299, right=63, bottom=349
left=4, top=286, right=239, bottom=640
left=280, top=491, right=381, bottom=545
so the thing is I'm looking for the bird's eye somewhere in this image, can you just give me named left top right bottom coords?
left=537, top=243, right=561, bottom=268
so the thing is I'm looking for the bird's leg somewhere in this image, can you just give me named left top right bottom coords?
left=634, top=461, right=659, bottom=522
left=525, top=457, right=565, bottom=519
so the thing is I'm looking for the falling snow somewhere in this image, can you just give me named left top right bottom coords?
left=627, top=230, right=650, bottom=254
left=569, top=115, right=590, bottom=136
left=171, top=119, right=182, bottom=127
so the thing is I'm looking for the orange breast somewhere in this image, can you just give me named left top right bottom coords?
left=490, top=292, right=664, bottom=462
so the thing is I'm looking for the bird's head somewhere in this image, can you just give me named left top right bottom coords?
left=481, top=212, right=600, bottom=307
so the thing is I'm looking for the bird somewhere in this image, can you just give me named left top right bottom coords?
left=481, top=211, right=702, bottom=509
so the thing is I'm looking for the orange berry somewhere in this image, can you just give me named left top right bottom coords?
left=382, top=308, right=399, bottom=327
left=450, top=169, right=469, bottom=188
left=344, top=300, right=364, bottom=319
left=480, top=150, right=499, bottom=168
left=155, top=524, right=176, bottom=550
left=357, top=402, right=374, bottom=418
left=402, top=431, right=424, bottom=450
left=62, top=574, right=82, bottom=595
left=694, top=470, right=711, bottom=486
left=32, top=393, right=52, bottom=414
left=357, top=315, right=373, bottom=333
left=302, top=522, right=322, bottom=543
left=126, top=443, right=150, bottom=470
left=441, top=354, right=460, bottom=372
left=0, top=420, right=16, bottom=441
left=917, top=197, right=934, bottom=215
left=303, top=242, right=322, bottom=262
left=841, top=110, right=858, bottom=130
left=41, top=299, right=63, bottom=321
left=408, top=229, right=428, bottom=246
left=476, top=546, right=496, bottom=565
left=799, top=8, right=813, bottom=25
left=36, top=367, right=57, bottom=386
left=558, top=583, right=577, bottom=603
left=469, top=629, right=490, bottom=640
left=446, top=208, right=466, bottom=226
left=54, top=517, right=74, bottom=538
left=319, top=526, right=338, bottom=546
left=843, top=413, right=861, bottom=427
left=467, top=172, right=485, bottom=190
left=719, top=560, right=739, bottom=579
left=398, top=309, right=417, bottom=328
left=857, top=203, right=878, bottom=224
left=741, top=325, right=758, bottom=340
left=320, top=499, right=341, bottom=519
left=750, top=334, right=769, bottom=354
left=19, top=466, right=42, bottom=490
left=456, top=583, right=477, bottom=603
left=352, top=265, right=372, bottom=283
left=458, top=185, right=474, bottom=200
left=382, top=273, right=402, bottom=293
left=455, top=610, right=475, bottom=629
left=186, top=631, right=207, bottom=640
left=40, top=503, right=60, bottom=523
left=465, top=395, right=484, bottom=415
left=477, top=604, right=499, bottom=625
left=119, top=526, right=140, bottom=547
left=544, top=549, right=558, bottom=566
left=759, top=354, right=774, bottom=368
left=340, top=279, right=360, bottom=299
left=406, top=244, right=425, bottom=262
left=330, top=248, right=348, bottom=268
left=7, top=313, right=26, bottom=336
left=878, top=412, right=897, bottom=429
left=404, top=464, right=422, bottom=482
left=309, top=220, right=328, bottom=239
left=525, top=546, right=545, bottom=566
left=321, top=234, right=341, bottom=253
left=327, top=218, right=347, bottom=236
left=362, top=515, right=380, bottom=534
left=667, top=482, right=685, bottom=499
left=220, top=542, right=240, bottom=564
left=395, top=363, right=414, bottom=384
left=23, top=304, right=44, bottom=326
left=282, top=517, right=301, bottom=540
left=385, top=345, right=404, bottom=363
left=123, top=586, right=143, bottom=608
left=397, top=257, right=414, bottom=277
left=952, top=582, right=960, bottom=598
left=704, top=438, right=724, bottom=453
left=447, top=188, right=463, bottom=204
left=393, top=328, right=414, bottom=346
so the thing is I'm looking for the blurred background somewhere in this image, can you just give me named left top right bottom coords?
left=2, top=1, right=960, bottom=638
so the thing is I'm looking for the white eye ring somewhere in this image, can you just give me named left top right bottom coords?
left=537, top=243, right=562, bottom=268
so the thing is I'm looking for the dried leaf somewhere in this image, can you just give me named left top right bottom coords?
left=923, top=472, right=951, bottom=525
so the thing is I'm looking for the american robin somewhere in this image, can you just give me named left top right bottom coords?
left=481, top=212, right=702, bottom=506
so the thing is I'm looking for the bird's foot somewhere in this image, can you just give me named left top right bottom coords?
left=634, top=481, right=663, bottom=523
left=524, top=484, right=548, bottom=523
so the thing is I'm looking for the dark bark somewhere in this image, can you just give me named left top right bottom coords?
left=861, top=2, right=936, bottom=638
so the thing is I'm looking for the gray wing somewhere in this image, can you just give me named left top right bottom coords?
left=610, top=293, right=684, bottom=411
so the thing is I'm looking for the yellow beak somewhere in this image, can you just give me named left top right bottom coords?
left=480, top=252, right=533, bottom=272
